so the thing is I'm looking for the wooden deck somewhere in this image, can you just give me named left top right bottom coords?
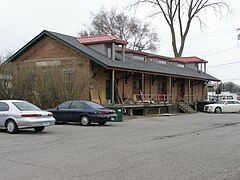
left=105, top=102, right=172, bottom=116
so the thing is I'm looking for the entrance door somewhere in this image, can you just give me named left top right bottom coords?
left=157, top=77, right=167, bottom=101
left=106, top=80, right=112, bottom=101
left=132, top=77, right=142, bottom=94
left=177, top=80, right=185, bottom=99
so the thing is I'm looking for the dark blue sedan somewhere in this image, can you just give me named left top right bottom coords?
left=48, top=100, right=117, bottom=126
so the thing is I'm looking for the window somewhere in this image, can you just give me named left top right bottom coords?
left=107, top=47, right=112, bottom=58
left=157, top=80, right=166, bottom=93
left=157, top=77, right=167, bottom=93
left=227, top=101, right=240, bottom=104
left=227, top=101, right=235, bottom=105
left=28, top=72, right=36, bottom=92
left=58, top=101, right=72, bottom=110
left=13, top=102, right=40, bottom=111
left=65, top=82, right=73, bottom=92
left=64, top=71, right=74, bottom=92
left=85, top=102, right=104, bottom=109
left=70, top=101, right=83, bottom=110
left=157, top=60, right=167, bottom=65
left=132, top=78, right=142, bottom=93
left=44, top=71, right=50, bottom=79
left=64, top=71, right=74, bottom=80
left=218, top=101, right=226, bottom=104
left=0, top=102, right=9, bottom=111
left=133, top=55, right=145, bottom=62
left=178, top=63, right=185, bottom=68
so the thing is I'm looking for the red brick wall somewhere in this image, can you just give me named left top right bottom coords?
left=13, top=36, right=91, bottom=100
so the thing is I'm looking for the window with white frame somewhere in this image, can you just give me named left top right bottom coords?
left=157, top=60, right=167, bottom=65
left=107, top=47, right=111, bottom=59
left=177, top=63, right=185, bottom=68
left=133, top=55, right=145, bottom=62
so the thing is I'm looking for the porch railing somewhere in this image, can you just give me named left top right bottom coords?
left=182, top=95, right=208, bottom=102
left=134, top=93, right=172, bottom=103
left=131, top=93, right=207, bottom=104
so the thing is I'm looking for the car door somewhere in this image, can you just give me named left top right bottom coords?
left=225, top=101, right=235, bottom=112
left=53, top=101, right=73, bottom=122
left=0, top=102, right=10, bottom=127
left=69, top=101, right=84, bottom=122
left=232, top=101, right=240, bottom=112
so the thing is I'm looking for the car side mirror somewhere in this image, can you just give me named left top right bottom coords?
left=56, top=107, right=59, bottom=110
left=224, top=102, right=227, bottom=105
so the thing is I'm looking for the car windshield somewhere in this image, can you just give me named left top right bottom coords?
left=85, top=102, right=104, bottom=109
left=217, top=101, right=226, bottom=104
left=13, top=101, right=41, bottom=111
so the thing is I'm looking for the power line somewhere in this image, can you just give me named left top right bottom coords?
left=160, top=28, right=235, bottom=43
left=198, top=45, right=237, bottom=57
left=221, top=79, right=240, bottom=81
left=208, top=61, right=240, bottom=68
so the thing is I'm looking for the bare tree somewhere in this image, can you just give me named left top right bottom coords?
left=131, top=0, right=230, bottom=57
left=0, top=50, right=14, bottom=64
left=0, top=52, right=3, bottom=64
left=79, top=8, right=159, bottom=52
left=0, top=62, right=91, bottom=109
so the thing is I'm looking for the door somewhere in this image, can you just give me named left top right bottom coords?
left=157, top=77, right=167, bottom=101
left=132, top=76, right=142, bottom=94
left=232, top=101, right=240, bottom=112
left=106, top=80, right=112, bottom=101
left=234, top=101, right=240, bottom=112
left=225, top=101, right=236, bottom=112
left=69, top=101, right=84, bottom=122
left=53, top=101, right=72, bottom=122
left=0, top=102, right=9, bottom=127
left=177, top=80, right=185, bottom=99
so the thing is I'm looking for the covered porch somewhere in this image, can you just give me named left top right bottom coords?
left=90, top=66, right=209, bottom=114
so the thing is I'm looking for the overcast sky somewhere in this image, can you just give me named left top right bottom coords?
left=1, top=0, right=240, bottom=84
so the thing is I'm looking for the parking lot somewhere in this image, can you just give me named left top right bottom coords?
left=1, top=113, right=240, bottom=180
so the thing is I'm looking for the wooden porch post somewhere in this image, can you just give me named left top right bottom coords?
left=188, top=79, right=191, bottom=101
left=142, top=73, right=145, bottom=93
left=112, top=43, right=115, bottom=61
left=112, top=69, right=115, bottom=103
left=122, top=44, right=126, bottom=62
left=169, top=76, right=172, bottom=102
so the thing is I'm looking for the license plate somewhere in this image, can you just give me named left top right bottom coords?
left=43, top=122, right=50, bottom=126
left=110, top=117, right=115, bottom=121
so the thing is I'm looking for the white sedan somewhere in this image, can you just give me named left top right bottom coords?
left=204, top=100, right=240, bottom=113
left=0, top=100, right=55, bottom=133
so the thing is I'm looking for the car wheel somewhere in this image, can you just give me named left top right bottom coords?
left=34, top=127, right=45, bottom=132
left=215, top=107, right=222, bottom=114
left=80, top=116, right=91, bottom=126
left=5, top=120, right=18, bottom=134
left=98, top=121, right=107, bottom=126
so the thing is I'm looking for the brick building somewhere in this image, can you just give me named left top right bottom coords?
left=7, top=30, right=219, bottom=113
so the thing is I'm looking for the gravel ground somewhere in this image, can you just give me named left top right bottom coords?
left=0, top=112, right=240, bottom=180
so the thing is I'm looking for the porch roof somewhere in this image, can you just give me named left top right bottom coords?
left=8, top=30, right=219, bottom=82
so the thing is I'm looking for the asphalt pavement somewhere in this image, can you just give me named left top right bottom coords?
left=1, top=113, right=240, bottom=180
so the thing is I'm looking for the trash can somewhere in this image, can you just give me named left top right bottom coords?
left=109, top=107, right=124, bottom=122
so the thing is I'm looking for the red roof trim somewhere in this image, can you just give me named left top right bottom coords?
left=170, top=56, right=208, bottom=63
left=77, top=34, right=128, bottom=45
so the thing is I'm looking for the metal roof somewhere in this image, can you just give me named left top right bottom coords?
left=8, top=30, right=219, bottom=81
left=77, top=34, right=128, bottom=45
left=171, top=56, right=208, bottom=63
